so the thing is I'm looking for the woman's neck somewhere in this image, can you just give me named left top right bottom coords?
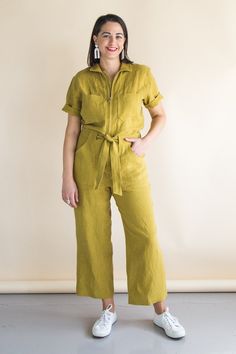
left=99, top=58, right=121, bottom=77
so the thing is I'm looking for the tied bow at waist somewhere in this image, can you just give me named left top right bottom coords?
left=95, top=132, right=122, bottom=196
left=82, top=125, right=141, bottom=196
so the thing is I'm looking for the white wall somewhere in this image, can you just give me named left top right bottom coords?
left=1, top=0, right=236, bottom=293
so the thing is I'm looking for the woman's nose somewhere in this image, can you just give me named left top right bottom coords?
left=108, top=37, right=116, bottom=45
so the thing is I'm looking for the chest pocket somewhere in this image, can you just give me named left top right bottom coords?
left=117, top=92, right=142, bottom=121
left=80, top=93, right=106, bottom=126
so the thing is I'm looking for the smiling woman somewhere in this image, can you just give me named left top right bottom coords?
left=61, top=13, right=186, bottom=339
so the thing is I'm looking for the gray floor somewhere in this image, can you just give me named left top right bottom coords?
left=0, top=292, right=236, bottom=354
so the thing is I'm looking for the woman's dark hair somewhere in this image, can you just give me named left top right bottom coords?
left=87, top=14, right=134, bottom=67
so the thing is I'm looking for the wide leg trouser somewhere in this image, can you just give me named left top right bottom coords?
left=73, top=160, right=168, bottom=305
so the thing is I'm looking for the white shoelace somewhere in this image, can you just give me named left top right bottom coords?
left=96, top=308, right=113, bottom=328
left=162, top=311, right=181, bottom=329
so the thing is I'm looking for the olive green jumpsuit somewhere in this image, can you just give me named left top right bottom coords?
left=62, top=62, right=168, bottom=305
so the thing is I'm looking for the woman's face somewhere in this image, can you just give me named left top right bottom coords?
left=93, top=21, right=126, bottom=61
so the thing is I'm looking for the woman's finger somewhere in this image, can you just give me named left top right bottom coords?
left=75, top=188, right=79, bottom=204
left=69, top=193, right=77, bottom=208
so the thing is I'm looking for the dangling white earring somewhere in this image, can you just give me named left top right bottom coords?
left=121, top=49, right=125, bottom=60
left=94, top=44, right=100, bottom=59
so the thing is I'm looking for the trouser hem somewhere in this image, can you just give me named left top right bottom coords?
left=128, top=293, right=168, bottom=305
left=75, top=290, right=114, bottom=300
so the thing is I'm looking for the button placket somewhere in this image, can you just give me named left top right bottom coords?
left=101, top=70, right=121, bottom=135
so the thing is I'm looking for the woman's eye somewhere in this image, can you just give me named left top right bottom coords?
left=102, top=34, right=123, bottom=39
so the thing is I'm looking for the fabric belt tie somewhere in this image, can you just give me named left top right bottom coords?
left=95, top=132, right=122, bottom=196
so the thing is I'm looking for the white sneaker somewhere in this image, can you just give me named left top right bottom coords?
left=153, top=306, right=186, bottom=339
left=92, top=303, right=118, bottom=337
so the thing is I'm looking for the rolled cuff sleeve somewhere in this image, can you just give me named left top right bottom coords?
left=61, top=75, right=81, bottom=117
left=142, top=67, right=164, bottom=109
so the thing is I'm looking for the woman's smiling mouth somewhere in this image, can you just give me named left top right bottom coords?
left=106, top=47, right=117, bottom=52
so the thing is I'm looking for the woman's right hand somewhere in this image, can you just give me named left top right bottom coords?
left=62, top=177, right=79, bottom=208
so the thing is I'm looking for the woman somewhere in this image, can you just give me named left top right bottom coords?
left=61, top=14, right=186, bottom=339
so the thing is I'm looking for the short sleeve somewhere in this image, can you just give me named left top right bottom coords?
left=61, top=75, right=81, bottom=117
left=142, top=67, right=164, bottom=109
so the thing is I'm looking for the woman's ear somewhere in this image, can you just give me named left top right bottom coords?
left=92, top=35, right=97, bottom=44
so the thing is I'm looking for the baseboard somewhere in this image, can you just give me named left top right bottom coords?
left=0, top=279, right=236, bottom=293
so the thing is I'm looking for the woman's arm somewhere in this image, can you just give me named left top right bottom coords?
left=62, top=114, right=81, bottom=208
left=62, top=114, right=81, bottom=180
left=142, top=101, right=167, bottom=144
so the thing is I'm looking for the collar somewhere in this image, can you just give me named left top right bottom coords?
left=89, top=62, right=132, bottom=72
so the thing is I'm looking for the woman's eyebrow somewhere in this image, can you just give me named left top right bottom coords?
left=101, top=31, right=124, bottom=35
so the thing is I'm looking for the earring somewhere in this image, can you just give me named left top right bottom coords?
left=94, top=44, right=100, bottom=59
left=121, top=49, right=125, bottom=60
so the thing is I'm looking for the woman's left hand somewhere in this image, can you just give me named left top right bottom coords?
left=124, top=136, right=150, bottom=157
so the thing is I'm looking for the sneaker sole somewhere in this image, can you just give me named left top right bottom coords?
left=153, top=319, right=186, bottom=339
